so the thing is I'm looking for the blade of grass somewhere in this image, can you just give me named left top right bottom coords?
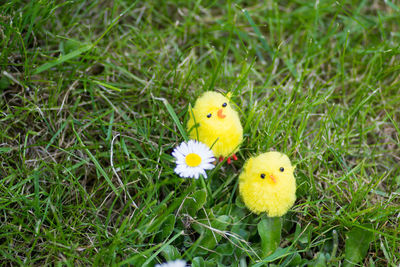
left=92, top=80, right=122, bottom=92
left=153, top=96, right=189, bottom=141
left=242, top=9, right=274, bottom=57
left=207, top=26, right=232, bottom=91
left=33, top=44, right=92, bottom=74
left=242, top=8, right=297, bottom=77
left=71, top=121, right=119, bottom=196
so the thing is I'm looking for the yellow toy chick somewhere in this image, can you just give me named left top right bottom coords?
left=187, top=91, right=243, bottom=163
left=239, top=152, right=296, bottom=217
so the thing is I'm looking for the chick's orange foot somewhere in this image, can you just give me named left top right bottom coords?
left=219, top=154, right=238, bottom=164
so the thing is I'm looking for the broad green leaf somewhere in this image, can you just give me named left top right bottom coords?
left=192, top=208, right=215, bottom=235
left=193, top=190, right=207, bottom=208
left=198, top=215, right=231, bottom=252
left=313, top=252, right=328, bottom=267
left=344, top=225, right=374, bottom=266
left=231, top=223, right=250, bottom=241
left=160, top=245, right=180, bottom=261
left=192, top=257, right=216, bottom=267
left=235, top=195, right=246, bottom=208
left=183, top=189, right=207, bottom=217
left=297, top=223, right=312, bottom=245
left=280, top=251, right=304, bottom=266
left=215, top=243, right=234, bottom=256
left=145, top=194, right=185, bottom=234
left=158, top=214, right=176, bottom=240
left=0, top=75, right=10, bottom=90
left=289, top=253, right=303, bottom=266
left=192, top=257, right=205, bottom=267
left=252, top=247, right=291, bottom=266
left=258, top=216, right=282, bottom=257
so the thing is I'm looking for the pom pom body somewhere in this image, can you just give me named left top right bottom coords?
left=239, top=152, right=296, bottom=217
left=187, top=91, right=243, bottom=157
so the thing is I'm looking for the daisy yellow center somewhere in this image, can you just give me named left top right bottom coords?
left=185, top=153, right=202, bottom=167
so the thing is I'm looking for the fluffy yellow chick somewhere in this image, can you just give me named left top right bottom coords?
left=187, top=91, right=243, bottom=162
left=239, top=152, right=296, bottom=217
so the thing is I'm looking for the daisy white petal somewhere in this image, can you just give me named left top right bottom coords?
left=173, top=152, right=185, bottom=161
left=203, top=163, right=215, bottom=170
left=175, top=157, right=186, bottom=164
left=176, top=143, right=187, bottom=155
left=180, top=142, right=190, bottom=154
left=174, top=165, right=185, bottom=174
left=203, top=157, right=215, bottom=163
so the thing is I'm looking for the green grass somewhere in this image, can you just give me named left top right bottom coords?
left=1, top=0, right=399, bottom=266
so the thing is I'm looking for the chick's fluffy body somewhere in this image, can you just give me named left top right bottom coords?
left=187, top=92, right=243, bottom=157
left=239, top=152, right=296, bottom=217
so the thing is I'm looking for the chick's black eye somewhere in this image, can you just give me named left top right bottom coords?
left=206, top=113, right=212, bottom=118
left=260, top=173, right=265, bottom=179
left=279, top=167, right=284, bottom=172
left=222, top=102, right=227, bottom=107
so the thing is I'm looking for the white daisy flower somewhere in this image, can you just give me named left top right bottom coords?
left=172, top=140, right=215, bottom=179
left=155, top=259, right=186, bottom=267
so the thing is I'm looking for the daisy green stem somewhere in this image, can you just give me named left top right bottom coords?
left=199, top=175, right=213, bottom=203
left=186, top=178, right=196, bottom=193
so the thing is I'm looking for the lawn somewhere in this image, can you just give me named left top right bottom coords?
left=1, top=0, right=399, bottom=266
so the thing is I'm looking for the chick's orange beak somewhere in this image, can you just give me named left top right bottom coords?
left=269, top=174, right=276, bottom=183
left=217, top=109, right=226, bottom=119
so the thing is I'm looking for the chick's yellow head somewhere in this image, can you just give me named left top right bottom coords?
left=190, top=91, right=234, bottom=128
left=239, top=152, right=296, bottom=217
left=187, top=91, right=243, bottom=157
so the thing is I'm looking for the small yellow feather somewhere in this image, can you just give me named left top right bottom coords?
left=239, top=152, right=296, bottom=217
left=187, top=91, right=243, bottom=158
